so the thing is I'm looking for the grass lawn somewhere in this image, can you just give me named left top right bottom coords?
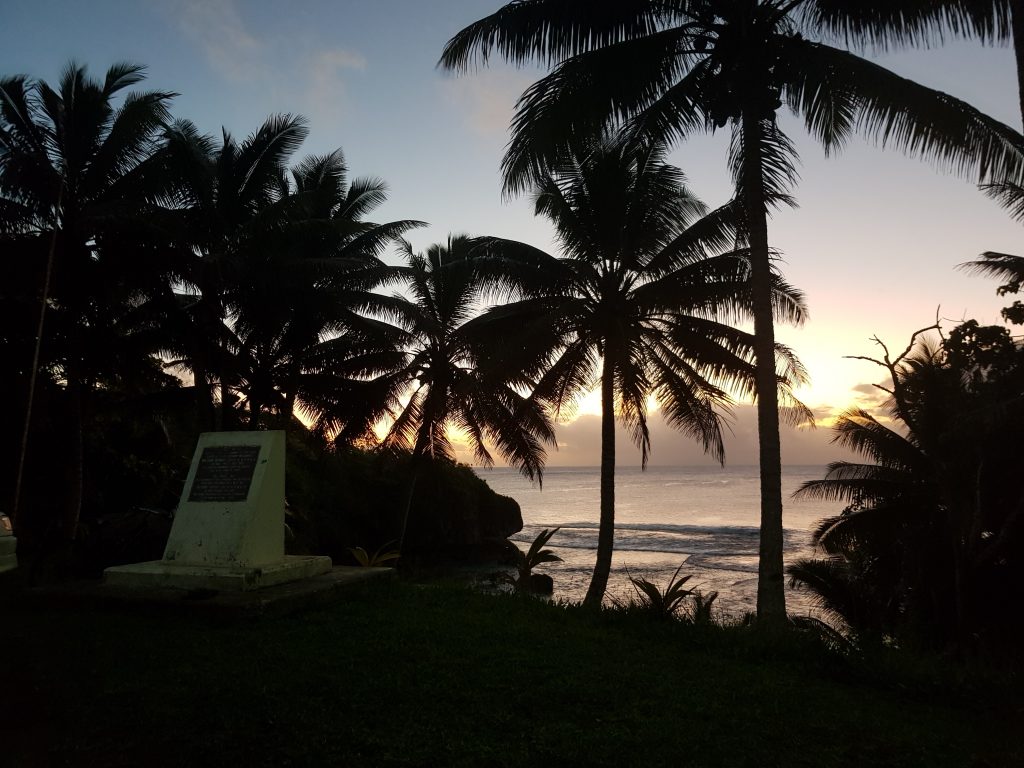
left=2, top=579, right=1020, bottom=767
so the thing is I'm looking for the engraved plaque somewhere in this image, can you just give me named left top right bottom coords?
left=187, top=445, right=261, bottom=503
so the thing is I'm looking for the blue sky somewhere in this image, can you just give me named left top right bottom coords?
left=3, top=0, right=1022, bottom=465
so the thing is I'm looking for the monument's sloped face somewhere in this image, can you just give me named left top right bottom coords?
left=164, top=432, right=285, bottom=568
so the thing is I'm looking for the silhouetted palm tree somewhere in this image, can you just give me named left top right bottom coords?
left=789, top=328, right=1024, bottom=652
left=0, top=62, right=174, bottom=537
left=471, top=136, right=809, bottom=605
left=811, top=1, right=1024, bottom=124
left=440, top=0, right=1024, bottom=624
left=154, top=114, right=310, bottom=430
left=381, top=235, right=558, bottom=551
left=225, top=150, right=422, bottom=430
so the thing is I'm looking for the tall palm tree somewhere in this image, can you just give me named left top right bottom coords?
left=440, top=0, right=1024, bottom=624
left=154, top=115, right=311, bottom=431
left=471, top=136, right=809, bottom=605
left=810, top=1, right=1024, bottom=125
left=0, top=62, right=174, bottom=537
left=224, top=150, right=422, bottom=430
left=380, top=235, right=558, bottom=552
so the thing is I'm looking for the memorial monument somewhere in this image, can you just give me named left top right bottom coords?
left=105, top=430, right=331, bottom=591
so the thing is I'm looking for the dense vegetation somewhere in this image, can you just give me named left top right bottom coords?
left=3, top=0, right=1024, bottom=663
left=0, top=64, right=788, bottom=597
left=788, top=261, right=1024, bottom=659
left=440, top=0, right=1024, bottom=625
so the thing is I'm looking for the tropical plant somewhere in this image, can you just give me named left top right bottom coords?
left=377, top=235, right=559, bottom=552
left=470, top=135, right=808, bottom=606
left=219, top=150, right=420, bottom=431
left=624, top=563, right=695, bottom=620
left=155, top=114, right=312, bottom=430
left=960, top=247, right=1024, bottom=325
left=499, top=527, right=563, bottom=592
left=154, top=120, right=418, bottom=433
left=809, top=1, right=1024, bottom=124
left=440, top=0, right=1024, bottom=625
left=1, top=62, right=175, bottom=538
left=348, top=542, right=401, bottom=567
left=688, top=588, right=721, bottom=625
left=788, top=324, right=1024, bottom=654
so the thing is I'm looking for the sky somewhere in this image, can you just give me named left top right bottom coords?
left=2, top=0, right=1021, bottom=466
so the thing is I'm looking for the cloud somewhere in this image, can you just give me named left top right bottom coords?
left=439, top=69, right=534, bottom=137
left=851, top=382, right=880, bottom=395
left=304, top=48, right=367, bottom=125
left=169, top=0, right=264, bottom=83
left=166, top=0, right=366, bottom=127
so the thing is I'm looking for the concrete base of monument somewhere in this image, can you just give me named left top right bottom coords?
left=104, top=554, right=332, bottom=591
left=31, top=566, right=395, bottom=620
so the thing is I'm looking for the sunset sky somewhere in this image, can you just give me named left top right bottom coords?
left=3, top=0, right=1021, bottom=466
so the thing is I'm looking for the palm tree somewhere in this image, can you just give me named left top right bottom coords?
left=959, top=202, right=1024, bottom=324
left=470, top=136, right=809, bottom=606
left=440, top=0, right=1024, bottom=624
left=379, top=235, right=558, bottom=552
left=153, top=115, right=311, bottom=431
left=789, top=325, right=1024, bottom=652
left=0, top=62, right=174, bottom=537
left=151, top=117, right=418, bottom=434
left=223, top=150, right=422, bottom=430
left=810, top=1, right=1024, bottom=125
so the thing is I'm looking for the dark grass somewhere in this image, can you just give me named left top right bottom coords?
left=2, top=579, right=1021, bottom=768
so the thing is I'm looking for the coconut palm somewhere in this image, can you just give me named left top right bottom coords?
left=153, top=114, right=311, bottom=431
left=151, top=117, right=419, bottom=433
left=810, top=1, right=1024, bottom=125
left=959, top=216, right=1024, bottom=325
left=789, top=328, right=1024, bottom=652
left=380, top=235, right=559, bottom=551
left=470, top=136, right=809, bottom=605
left=224, top=150, right=422, bottom=430
left=0, top=62, right=174, bottom=537
left=440, top=0, right=1024, bottom=624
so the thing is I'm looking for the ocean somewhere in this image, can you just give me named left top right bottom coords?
left=474, top=465, right=842, bottom=618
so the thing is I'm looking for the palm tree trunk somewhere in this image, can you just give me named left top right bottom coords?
left=284, top=370, right=298, bottom=427
left=396, top=438, right=427, bottom=555
left=1012, top=0, right=1024, bottom=127
left=741, top=111, right=787, bottom=627
left=62, top=373, right=85, bottom=542
left=193, top=364, right=215, bottom=432
left=584, top=354, right=616, bottom=607
left=248, top=397, right=262, bottom=430
left=12, top=186, right=62, bottom=531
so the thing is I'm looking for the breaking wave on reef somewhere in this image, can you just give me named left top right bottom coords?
left=475, top=465, right=839, bottom=617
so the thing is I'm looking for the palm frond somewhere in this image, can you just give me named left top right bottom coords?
left=438, top=0, right=668, bottom=71
left=980, top=180, right=1024, bottom=222
left=957, top=250, right=1024, bottom=284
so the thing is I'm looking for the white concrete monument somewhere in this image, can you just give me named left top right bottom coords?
left=105, top=430, right=331, bottom=591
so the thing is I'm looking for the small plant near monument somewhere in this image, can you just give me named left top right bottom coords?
left=348, top=542, right=401, bottom=567
left=620, top=562, right=696, bottom=621
left=688, top=589, right=720, bottom=625
left=499, top=528, right=562, bottom=594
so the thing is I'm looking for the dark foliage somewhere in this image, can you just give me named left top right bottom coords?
left=789, top=323, right=1024, bottom=658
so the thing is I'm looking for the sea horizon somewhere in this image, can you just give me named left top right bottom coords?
left=473, top=464, right=840, bottom=617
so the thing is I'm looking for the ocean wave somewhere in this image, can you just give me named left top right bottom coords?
left=513, top=522, right=812, bottom=562
left=519, top=521, right=809, bottom=538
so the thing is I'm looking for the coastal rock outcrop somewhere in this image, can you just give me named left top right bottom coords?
left=285, top=440, right=523, bottom=565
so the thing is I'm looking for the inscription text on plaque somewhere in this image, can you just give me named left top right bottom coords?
left=188, top=445, right=260, bottom=503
